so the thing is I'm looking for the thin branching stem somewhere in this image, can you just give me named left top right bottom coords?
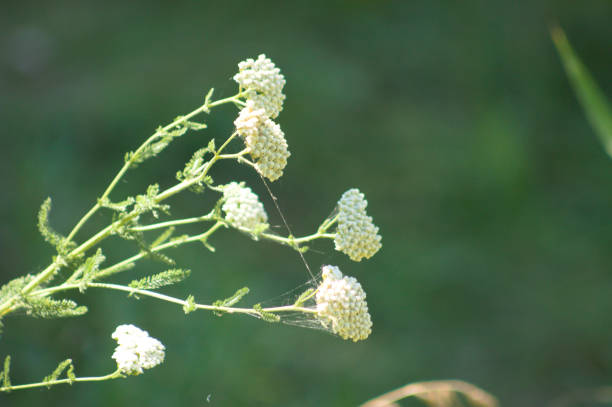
left=0, top=97, right=244, bottom=318
left=0, top=369, right=123, bottom=393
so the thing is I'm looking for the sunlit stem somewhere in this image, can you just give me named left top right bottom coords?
left=129, top=212, right=216, bottom=232
left=260, top=231, right=335, bottom=249
left=87, top=283, right=317, bottom=317
left=96, top=221, right=225, bottom=280
left=66, top=92, right=244, bottom=243
left=0, top=126, right=243, bottom=317
left=0, top=369, right=123, bottom=393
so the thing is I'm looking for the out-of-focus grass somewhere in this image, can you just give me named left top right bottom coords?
left=552, top=26, right=612, bottom=158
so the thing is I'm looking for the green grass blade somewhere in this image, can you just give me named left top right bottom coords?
left=552, top=26, right=612, bottom=158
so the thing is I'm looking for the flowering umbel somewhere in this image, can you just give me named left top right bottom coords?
left=111, top=324, right=165, bottom=375
left=221, top=182, right=269, bottom=231
left=234, top=101, right=290, bottom=182
left=334, top=188, right=382, bottom=262
left=315, top=265, right=372, bottom=342
left=234, top=54, right=286, bottom=119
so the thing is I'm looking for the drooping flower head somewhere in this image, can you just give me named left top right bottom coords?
left=334, top=188, right=382, bottom=262
left=111, top=324, right=165, bottom=375
left=221, top=181, right=268, bottom=232
left=315, top=265, right=372, bottom=342
left=234, top=101, right=290, bottom=182
left=233, top=54, right=286, bottom=119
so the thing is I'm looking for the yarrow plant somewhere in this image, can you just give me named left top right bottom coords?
left=0, top=54, right=382, bottom=393
left=111, top=324, right=165, bottom=376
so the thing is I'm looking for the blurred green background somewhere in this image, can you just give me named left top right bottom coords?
left=2, top=1, right=612, bottom=406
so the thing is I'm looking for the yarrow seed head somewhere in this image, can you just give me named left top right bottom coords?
left=233, top=54, right=286, bottom=119
left=334, top=188, right=382, bottom=262
left=222, top=182, right=269, bottom=232
left=111, top=324, right=165, bottom=376
left=315, top=265, right=372, bottom=342
left=234, top=101, right=290, bottom=182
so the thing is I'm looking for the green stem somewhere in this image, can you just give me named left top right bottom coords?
left=90, top=283, right=316, bottom=316
left=130, top=212, right=216, bottom=232
left=0, top=103, right=242, bottom=318
left=0, top=369, right=123, bottom=392
left=96, top=221, right=225, bottom=280
left=261, top=231, right=335, bottom=246
left=66, top=93, right=242, bottom=243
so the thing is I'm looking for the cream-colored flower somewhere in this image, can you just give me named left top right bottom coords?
left=222, top=182, right=268, bottom=231
left=111, top=324, right=165, bottom=375
left=334, top=188, right=382, bottom=262
left=234, top=54, right=286, bottom=119
left=315, top=265, right=372, bottom=342
left=234, top=102, right=290, bottom=182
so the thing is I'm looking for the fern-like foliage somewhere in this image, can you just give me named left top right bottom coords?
left=2, top=356, right=11, bottom=389
left=293, top=288, right=315, bottom=307
left=134, top=184, right=170, bottom=218
left=125, top=117, right=206, bottom=168
left=0, top=275, right=34, bottom=303
left=176, top=139, right=216, bottom=193
left=128, top=269, right=191, bottom=291
left=43, top=359, right=75, bottom=387
left=183, top=295, right=196, bottom=314
left=98, top=196, right=135, bottom=214
left=23, top=298, right=87, bottom=319
left=253, top=303, right=280, bottom=323
left=74, top=249, right=106, bottom=292
left=213, top=287, right=250, bottom=308
left=37, top=198, right=75, bottom=256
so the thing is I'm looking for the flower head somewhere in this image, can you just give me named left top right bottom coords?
left=334, top=188, right=382, bottom=262
left=233, top=54, right=286, bottom=119
left=315, top=265, right=372, bottom=342
left=234, top=102, right=290, bottom=182
left=222, top=182, right=268, bottom=231
left=111, top=324, right=165, bottom=375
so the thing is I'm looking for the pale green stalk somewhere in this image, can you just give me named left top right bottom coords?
left=0, top=369, right=123, bottom=392
left=0, top=100, right=243, bottom=318
left=35, top=282, right=317, bottom=318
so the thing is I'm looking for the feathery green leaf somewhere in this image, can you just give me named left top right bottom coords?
left=253, top=303, right=280, bottom=323
left=37, top=198, right=75, bottom=256
left=213, top=287, right=250, bottom=308
left=2, top=355, right=11, bottom=389
left=183, top=295, right=196, bottom=314
left=43, top=359, right=74, bottom=387
left=24, top=297, right=87, bottom=319
left=129, top=269, right=191, bottom=291
left=293, top=288, right=315, bottom=307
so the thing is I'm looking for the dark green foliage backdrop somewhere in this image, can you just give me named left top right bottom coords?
left=1, top=1, right=612, bottom=406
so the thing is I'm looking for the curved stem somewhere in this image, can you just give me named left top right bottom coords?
left=96, top=221, right=225, bottom=280
left=66, top=93, right=242, bottom=243
left=130, top=212, right=216, bottom=232
left=87, top=282, right=317, bottom=316
left=0, top=124, right=243, bottom=317
left=33, top=281, right=316, bottom=318
left=0, top=369, right=123, bottom=393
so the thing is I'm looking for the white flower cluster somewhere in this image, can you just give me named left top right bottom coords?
left=222, top=182, right=269, bottom=231
left=315, top=265, right=372, bottom=342
left=234, top=101, right=290, bottom=182
left=111, top=324, right=165, bottom=376
left=334, top=188, right=382, bottom=262
left=233, top=54, right=286, bottom=119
